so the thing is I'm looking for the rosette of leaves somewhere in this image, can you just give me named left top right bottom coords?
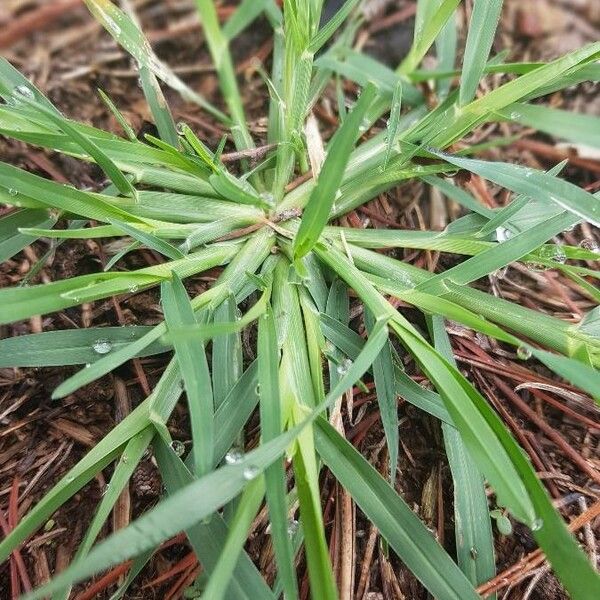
left=1, top=1, right=599, bottom=599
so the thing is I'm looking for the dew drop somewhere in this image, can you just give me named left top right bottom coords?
left=470, top=547, right=478, bottom=560
left=336, top=358, right=353, bottom=376
left=93, top=339, right=113, bottom=355
left=517, top=346, right=532, bottom=360
left=531, top=518, right=543, bottom=531
left=287, top=519, right=299, bottom=536
left=255, top=383, right=261, bottom=395
left=14, top=85, right=34, bottom=100
left=102, top=483, right=110, bottom=496
left=495, top=227, right=512, bottom=242
left=170, top=440, right=185, bottom=456
left=225, top=448, right=244, bottom=465
left=176, top=121, right=186, bottom=135
left=8, top=188, right=18, bottom=196
left=579, top=238, right=599, bottom=253
left=243, top=465, right=260, bottom=480
left=510, top=112, right=520, bottom=120
left=84, top=362, right=91, bottom=368
left=128, top=283, right=139, bottom=293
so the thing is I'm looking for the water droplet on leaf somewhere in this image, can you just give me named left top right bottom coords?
left=243, top=465, right=259, bottom=480
left=93, top=339, right=113, bottom=355
left=517, top=346, right=532, bottom=360
left=170, top=440, right=185, bottom=456
left=495, top=227, right=512, bottom=242
left=287, top=519, right=299, bottom=536
left=336, top=358, right=353, bottom=376
left=225, top=448, right=244, bottom=465
left=531, top=518, right=543, bottom=531
left=14, top=85, right=34, bottom=100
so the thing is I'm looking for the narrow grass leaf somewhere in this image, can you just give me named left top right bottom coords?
left=429, top=151, right=600, bottom=227
left=258, top=304, right=299, bottom=599
left=383, top=80, right=402, bottom=169
left=20, top=426, right=307, bottom=600
left=109, top=219, right=185, bottom=260
left=202, top=478, right=266, bottom=600
left=0, top=208, right=55, bottom=262
left=309, top=0, right=362, bottom=53
left=459, top=0, right=504, bottom=106
left=0, top=244, right=236, bottom=325
left=23, top=99, right=137, bottom=198
left=0, top=326, right=168, bottom=367
left=138, top=66, right=180, bottom=147
left=531, top=348, right=600, bottom=404
left=294, top=83, right=377, bottom=258
left=0, top=162, right=145, bottom=224
left=399, top=0, right=461, bottom=75
left=53, top=427, right=155, bottom=599
left=429, top=316, right=496, bottom=589
left=314, top=418, right=480, bottom=600
left=212, top=295, right=243, bottom=408
left=162, top=273, right=214, bottom=476
left=364, top=310, right=398, bottom=482
left=499, top=102, right=600, bottom=149
left=416, top=211, right=578, bottom=294
left=97, top=89, right=137, bottom=141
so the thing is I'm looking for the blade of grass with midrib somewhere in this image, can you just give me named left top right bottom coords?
left=459, top=0, right=504, bottom=106
left=364, top=309, right=398, bottom=483
left=429, top=316, right=496, bottom=592
left=259, top=302, right=299, bottom=599
left=294, top=82, right=377, bottom=259
left=428, top=151, right=600, bottom=227
left=161, top=273, right=214, bottom=476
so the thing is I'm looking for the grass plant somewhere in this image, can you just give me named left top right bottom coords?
left=0, top=1, right=599, bottom=598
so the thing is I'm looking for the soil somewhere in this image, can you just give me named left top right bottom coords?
left=1, top=1, right=599, bottom=599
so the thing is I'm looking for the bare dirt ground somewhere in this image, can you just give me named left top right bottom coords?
left=0, top=1, right=599, bottom=598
